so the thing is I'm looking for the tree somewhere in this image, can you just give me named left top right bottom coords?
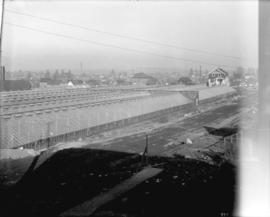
left=233, top=66, right=245, bottom=80
left=67, top=69, right=73, bottom=80
left=189, top=68, right=194, bottom=78
left=178, top=76, right=194, bottom=85
left=52, top=70, right=60, bottom=81
left=26, top=72, right=32, bottom=80
left=44, top=70, right=51, bottom=79
left=60, top=69, right=65, bottom=77
left=247, top=67, right=255, bottom=76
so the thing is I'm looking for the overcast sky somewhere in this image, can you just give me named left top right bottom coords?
left=2, top=0, right=258, bottom=72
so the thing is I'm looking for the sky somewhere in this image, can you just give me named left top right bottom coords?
left=1, top=0, right=258, bottom=72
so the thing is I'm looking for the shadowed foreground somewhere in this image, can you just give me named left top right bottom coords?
left=0, top=148, right=236, bottom=217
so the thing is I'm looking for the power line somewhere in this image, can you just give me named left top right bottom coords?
left=5, top=22, right=236, bottom=69
left=6, top=8, right=243, bottom=60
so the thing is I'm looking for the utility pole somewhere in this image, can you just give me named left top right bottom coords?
left=0, top=0, right=5, bottom=75
left=80, top=62, right=83, bottom=74
left=145, top=134, right=148, bottom=165
left=46, top=121, right=54, bottom=148
left=199, top=65, right=202, bottom=83
left=141, top=133, right=149, bottom=166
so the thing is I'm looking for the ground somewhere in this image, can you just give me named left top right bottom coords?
left=1, top=149, right=236, bottom=217
left=0, top=88, right=258, bottom=217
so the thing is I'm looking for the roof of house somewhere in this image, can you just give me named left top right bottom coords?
left=132, top=72, right=153, bottom=79
left=208, top=68, right=229, bottom=76
left=178, top=76, right=194, bottom=85
left=70, top=79, right=83, bottom=85
left=40, top=78, right=62, bottom=85
left=40, top=77, right=51, bottom=83
left=86, top=79, right=100, bottom=86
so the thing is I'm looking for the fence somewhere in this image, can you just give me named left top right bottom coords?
left=223, top=132, right=240, bottom=162
left=1, top=86, right=237, bottom=150
left=20, top=101, right=196, bottom=150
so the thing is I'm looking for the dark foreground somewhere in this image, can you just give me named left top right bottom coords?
left=1, top=148, right=236, bottom=217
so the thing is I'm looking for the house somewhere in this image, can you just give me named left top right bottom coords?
left=86, top=79, right=100, bottom=87
left=131, top=72, right=159, bottom=85
left=207, top=68, right=230, bottom=87
left=178, top=77, right=194, bottom=85
left=146, top=77, right=159, bottom=85
left=69, top=79, right=83, bottom=85
left=40, top=78, right=62, bottom=87
left=116, top=79, right=130, bottom=85
left=0, top=80, right=32, bottom=91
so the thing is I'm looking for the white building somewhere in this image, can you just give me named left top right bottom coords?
left=207, top=68, right=230, bottom=87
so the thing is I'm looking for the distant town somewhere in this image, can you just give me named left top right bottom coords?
left=0, top=66, right=258, bottom=91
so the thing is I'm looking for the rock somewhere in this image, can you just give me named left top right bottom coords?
left=186, top=138, right=193, bottom=144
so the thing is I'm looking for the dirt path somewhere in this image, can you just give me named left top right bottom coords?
left=60, top=167, right=163, bottom=217
left=85, top=104, right=240, bottom=157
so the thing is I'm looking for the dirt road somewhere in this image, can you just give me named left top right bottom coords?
left=85, top=103, right=240, bottom=156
